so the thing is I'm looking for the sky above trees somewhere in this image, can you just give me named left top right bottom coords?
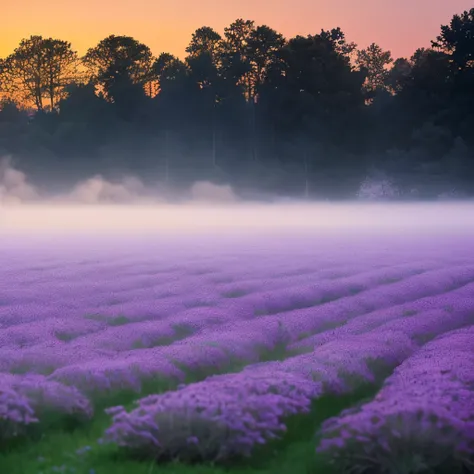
left=1, top=0, right=473, bottom=61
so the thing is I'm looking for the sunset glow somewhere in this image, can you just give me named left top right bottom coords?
left=2, top=0, right=473, bottom=60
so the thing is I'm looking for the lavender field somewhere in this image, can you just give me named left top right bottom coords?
left=1, top=231, right=474, bottom=474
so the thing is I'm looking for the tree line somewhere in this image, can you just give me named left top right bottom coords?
left=0, top=8, right=473, bottom=199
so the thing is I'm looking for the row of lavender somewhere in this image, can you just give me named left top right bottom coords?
left=1, top=275, right=474, bottom=448
left=1, top=259, right=450, bottom=376
left=4, top=264, right=472, bottom=397
left=101, top=322, right=474, bottom=468
left=317, top=325, right=474, bottom=472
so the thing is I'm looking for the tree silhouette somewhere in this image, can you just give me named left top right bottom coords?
left=386, top=58, right=412, bottom=94
left=319, top=27, right=357, bottom=58
left=260, top=30, right=365, bottom=140
left=185, top=27, right=222, bottom=59
left=246, top=25, right=285, bottom=98
left=356, top=43, right=393, bottom=100
left=220, top=19, right=255, bottom=99
left=431, top=8, right=474, bottom=148
left=432, top=8, right=474, bottom=72
left=83, top=35, right=154, bottom=101
left=154, top=53, right=189, bottom=93
left=0, top=99, right=27, bottom=123
left=0, top=36, right=79, bottom=110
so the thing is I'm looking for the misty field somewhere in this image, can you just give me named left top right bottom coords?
left=0, top=232, right=474, bottom=474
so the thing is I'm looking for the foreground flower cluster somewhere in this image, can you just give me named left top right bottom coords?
left=0, top=373, right=93, bottom=439
left=100, top=321, right=474, bottom=466
left=316, top=325, right=474, bottom=473
left=102, top=371, right=320, bottom=461
left=99, top=326, right=422, bottom=462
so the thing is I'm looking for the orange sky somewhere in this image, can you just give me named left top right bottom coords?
left=1, top=0, right=472, bottom=60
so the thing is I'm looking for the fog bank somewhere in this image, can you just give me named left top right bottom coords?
left=1, top=157, right=473, bottom=236
left=2, top=202, right=474, bottom=236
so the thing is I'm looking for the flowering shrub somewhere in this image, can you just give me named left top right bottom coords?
left=316, top=326, right=474, bottom=473
left=0, top=387, right=38, bottom=440
left=10, top=375, right=93, bottom=421
left=103, top=370, right=320, bottom=462
left=318, top=403, right=473, bottom=473
left=0, top=374, right=93, bottom=440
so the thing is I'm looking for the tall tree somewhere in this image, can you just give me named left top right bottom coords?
left=220, top=19, right=254, bottom=97
left=356, top=43, right=393, bottom=98
left=407, top=48, right=452, bottom=105
left=185, top=27, right=222, bottom=59
left=0, top=36, right=79, bottom=110
left=220, top=19, right=285, bottom=100
left=260, top=29, right=366, bottom=149
left=152, top=53, right=193, bottom=136
left=223, top=19, right=255, bottom=52
left=246, top=25, right=285, bottom=97
left=432, top=8, right=474, bottom=72
left=184, top=26, right=224, bottom=107
left=42, top=38, right=80, bottom=109
left=83, top=35, right=154, bottom=101
left=154, top=53, right=189, bottom=93
left=319, top=27, right=357, bottom=59
left=386, top=58, right=412, bottom=94
left=430, top=10, right=474, bottom=145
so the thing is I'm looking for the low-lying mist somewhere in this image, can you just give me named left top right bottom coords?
left=1, top=157, right=474, bottom=236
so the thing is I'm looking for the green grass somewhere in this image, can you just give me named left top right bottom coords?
left=348, top=286, right=364, bottom=295
left=131, top=324, right=195, bottom=349
left=381, top=276, right=403, bottom=284
left=10, top=363, right=57, bottom=376
left=183, top=300, right=217, bottom=309
left=82, top=314, right=132, bottom=326
left=254, top=297, right=339, bottom=317
left=55, top=331, right=79, bottom=342
left=107, top=315, right=132, bottom=326
left=221, top=289, right=249, bottom=299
